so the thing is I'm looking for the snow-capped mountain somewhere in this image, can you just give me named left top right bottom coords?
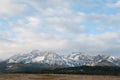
left=0, top=50, right=120, bottom=73
left=66, top=52, right=94, bottom=66
left=94, top=55, right=116, bottom=62
left=93, top=55, right=119, bottom=66
left=7, top=50, right=67, bottom=66
left=3, top=50, right=120, bottom=67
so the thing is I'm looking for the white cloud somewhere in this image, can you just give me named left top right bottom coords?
left=55, top=25, right=88, bottom=34
left=0, top=0, right=30, bottom=17
left=75, top=32, right=120, bottom=55
left=0, top=26, right=120, bottom=59
left=79, top=13, right=120, bottom=27
left=44, top=15, right=88, bottom=34
left=42, top=7, right=72, bottom=16
left=0, top=0, right=120, bottom=59
left=107, top=0, right=120, bottom=8
left=0, top=31, right=10, bottom=38
left=97, top=26, right=105, bottom=32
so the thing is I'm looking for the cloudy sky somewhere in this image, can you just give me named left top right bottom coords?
left=0, top=0, right=120, bottom=59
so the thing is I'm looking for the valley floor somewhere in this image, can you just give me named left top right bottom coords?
left=0, top=74, right=120, bottom=80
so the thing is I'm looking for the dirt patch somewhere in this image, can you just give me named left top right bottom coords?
left=0, top=74, right=119, bottom=80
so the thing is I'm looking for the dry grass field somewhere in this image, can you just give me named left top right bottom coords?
left=0, top=74, right=119, bottom=80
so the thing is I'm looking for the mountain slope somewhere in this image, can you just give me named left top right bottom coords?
left=66, top=52, right=94, bottom=66
left=7, top=50, right=68, bottom=66
left=94, top=60, right=117, bottom=66
left=0, top=50, right=119, bottom=73
left=6, top=50, right=120, bottom=67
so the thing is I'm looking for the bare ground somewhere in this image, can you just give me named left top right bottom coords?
left=0, top=74, right=119, bottom=80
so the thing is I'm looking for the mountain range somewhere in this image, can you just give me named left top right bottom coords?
left=0, top=50, right=120, bottom=73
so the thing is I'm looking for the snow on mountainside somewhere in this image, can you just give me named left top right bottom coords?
left=7, top=50, right=67, bottom=66
left=6, top=50, right=120, bottom=67
left=93, top=60, right=117, bottom=66
left=67, top=52, right=94, bottom=66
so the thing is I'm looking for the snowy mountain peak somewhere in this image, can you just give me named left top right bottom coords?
left=7, top=50, right=67, bottom=66
left=67, top=52, right=92, bottom=60
left=6, top=50, right=120, bottom=67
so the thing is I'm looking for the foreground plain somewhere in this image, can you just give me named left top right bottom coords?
left=0, top=74, right=119, bottom=80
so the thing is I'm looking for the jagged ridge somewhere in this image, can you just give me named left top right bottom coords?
left=5, top=50, right=120, bottom=67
